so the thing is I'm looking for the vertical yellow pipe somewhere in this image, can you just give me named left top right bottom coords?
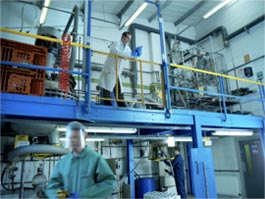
left=244, top=144, right=253, bottom=176
left=139, top=60, right=144, bottom=104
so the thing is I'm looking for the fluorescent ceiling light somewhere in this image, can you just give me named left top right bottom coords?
left=212, top=130, right=253, bottom=136
left=203, top=0, right=234, bottom=19
left=59, top=138, right=105, bottom=142
left=167, top=136, right=175, bottom=147
left=39, top=0, right=51, bottom=25
left=57, top=126, right=137, bottom=134
left=175, top=137, right=192, bottom=142
left=174, top=137, right=212, bottom=142
left=124, top=2, right=148, bottom=27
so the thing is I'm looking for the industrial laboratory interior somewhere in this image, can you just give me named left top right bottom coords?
left=0, top=0, right=264, bottom=198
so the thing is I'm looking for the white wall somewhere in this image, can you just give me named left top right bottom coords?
left=212, top=137, right=243, bottom=197
left=223, top=21, right=264, bottom=116
left=195, top=0, right=265, bottom=38
left=191, top=0, right=265, bottom=116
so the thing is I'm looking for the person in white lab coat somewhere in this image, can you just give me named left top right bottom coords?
left=98, top=31, right=142, bottom=107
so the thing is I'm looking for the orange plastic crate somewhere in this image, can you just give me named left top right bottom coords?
left=1, top=38, right=47, bottom=95
left=1, top=67, right=35, bottom=93
left=0, top=38, right=47, bottom=80
left=7, top=74, right=32, bottom=95
left=31, top=79, right=45, bottom=96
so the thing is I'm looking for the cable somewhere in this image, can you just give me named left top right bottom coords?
left=119, top=142, right=150, bottom=184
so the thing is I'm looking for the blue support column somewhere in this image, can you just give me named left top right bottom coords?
left=258, top=85, right=265, bottom=115
left=218, top=76, right=227, bottom=121
left=84, top=0, right=92, bottom=113
left=191, top=116, right=203, bottom=148
left=189, top=116, right=217, bottom=199
left=127, top=140, right=135, bottom=198
left=260, top=119, right=265, bottom=158
left=146, top=0, right=171, bottom=118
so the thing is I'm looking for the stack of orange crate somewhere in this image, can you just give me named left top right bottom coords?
left=0, top=38, right=47, bottom=95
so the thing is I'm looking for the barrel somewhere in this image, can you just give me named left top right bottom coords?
left=135, top=177, right=155, bottom=199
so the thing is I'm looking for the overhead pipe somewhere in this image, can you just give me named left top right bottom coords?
left=195, top=26, right=229, bottom=47
left=148, top=1, right=173, bottom=23
left=174, top=0, right=206, bottom=26
left=130, top=23, right=194, bottom=45
left=227, top=14, right=265, bottom=40
left=195, top=15, right=265, bottom=47
left=117, top=0, right=134, bottom=19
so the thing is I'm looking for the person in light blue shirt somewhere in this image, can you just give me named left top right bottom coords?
left=45, top=121, right=116, bottom=198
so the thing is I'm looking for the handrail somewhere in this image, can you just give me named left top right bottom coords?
left=170, top=63, right=265, bottom=86
left=1, top=27, right=264, bottom=116
left=0, top=27, right=91, bottom=49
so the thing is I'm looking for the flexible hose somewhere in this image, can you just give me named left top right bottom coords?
left=1, top=165, right=33, bottom=191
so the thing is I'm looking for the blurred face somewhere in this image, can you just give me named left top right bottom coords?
left=122, top=34, right=132, bottom=45
left=174, top=149, right=180, bottom=155
left=66, top=129, right=86, bottom=154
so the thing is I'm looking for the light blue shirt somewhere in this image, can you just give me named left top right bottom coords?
left=45, top=147, right=116, bottom=198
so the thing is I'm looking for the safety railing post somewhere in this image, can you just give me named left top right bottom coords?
left=146, top=0, right=172, bottom=118
left=258, top=85, right=265, bottom=115
left=218, top=76, right=227, bottom=121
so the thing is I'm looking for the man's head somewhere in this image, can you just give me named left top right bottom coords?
left=65, top=121, right=87, bottom=154
left=121, top=31, right=132, bottom=45
left=174, top=146, right=180, bottom=155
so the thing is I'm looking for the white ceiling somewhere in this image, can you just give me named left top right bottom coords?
left=49, top=0, right=221, bottom=27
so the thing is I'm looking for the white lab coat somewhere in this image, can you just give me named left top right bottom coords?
left=98, top=40, right=132, bottom=93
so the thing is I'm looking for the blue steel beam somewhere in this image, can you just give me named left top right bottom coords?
left=260, top=119, right=265, bottom=158
left=191, top=116, right=203, bottom=148
left=218, top=76, right=227, bottom=121
left=127, top=140, right=135, bottom=198
left=146, top=0, right=172, bottom=118
left=84, top=0, right=92, bottom=113
left=258, top=85, right=265, bottom=114
left=1, top=93, right=264, bottom=130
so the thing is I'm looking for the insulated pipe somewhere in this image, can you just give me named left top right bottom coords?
left=7, top=144, right=68, bottom=163
left=195, top=26, right=229, bottom=47
left=227, top=14, right=265, bottom=40
left=130, top=23, right=194, bottom=45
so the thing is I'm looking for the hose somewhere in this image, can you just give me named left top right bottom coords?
left=7, top=144, right=69, bottom=163
left=1, top=165, right=33, bottom=191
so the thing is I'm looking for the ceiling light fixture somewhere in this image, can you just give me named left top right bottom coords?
left=203, top=0, right=234, bottom=19
left=123, top=2, right=148, bottom=27
left=174, top=137, right=213, bottom=142
left=39, top=0, right=51, bottom=25
left=57, top=126, right=137, bottom=134
left=212, top=130, right=253, bottom=136
left=167, top=136, right=175, bottom=147
left=175, top=137, right=193, bottom=142
left=59, top=138, right=105, bottom=142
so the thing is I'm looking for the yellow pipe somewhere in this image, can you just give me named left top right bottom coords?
left=139, top=60, right=144, bottom=104
left=0, top=27, right=91, bottom=49
left=170, top=63, right=265, bottom=86
left=2, top=27, right=263, bottom=87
